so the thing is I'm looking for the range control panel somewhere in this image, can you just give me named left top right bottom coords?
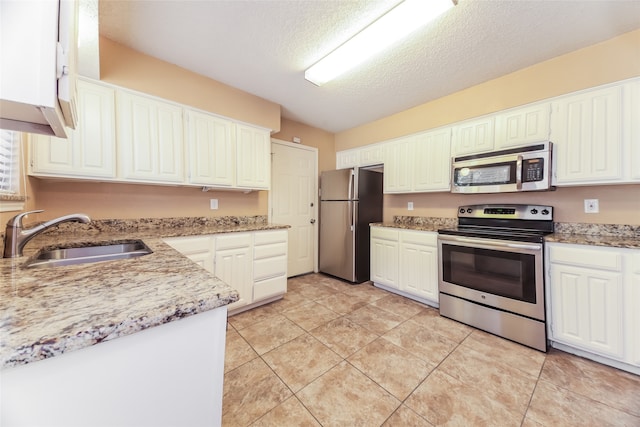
left=457, top=204, right=553, bottom=220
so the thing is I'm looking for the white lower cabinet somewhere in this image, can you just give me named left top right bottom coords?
left=370, top=227, right=438, bottom=307
left=163, top=230, right=288, bottom=315
left=370, top=227, right=399, bottom=289
left=629, top=252, right=640, bottom=367
left=546, top=243, right=639, bottom=373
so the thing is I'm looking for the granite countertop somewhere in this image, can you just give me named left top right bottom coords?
left=1, top=216, right=289, bottom=369
left=371, top=217, right=640, bottom=249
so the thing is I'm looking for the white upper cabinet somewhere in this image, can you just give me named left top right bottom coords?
left=451, top=116, right=495, bottom=156
left=185, top=110, right=234, bottom=187
left=495, top=103, right=551, bottom=149
left=413, top=127, right=451, bottom=192
left=117, top=90, right=185, bottom=184
left=31, top=79, right=116, bottom=179
left=551, top=85, right=624, bottom=185
left=626, top=80, right=640, bottom=181
left=236, top=124, right=271, bottom=190
left=336, top=149, right=359, bottom=169
left=383, top=136, right=414, bottom=193
left=359, top=144, right=385, bottom=167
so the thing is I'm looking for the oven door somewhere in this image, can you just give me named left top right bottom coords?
left=438, top=234, right=545, bottom=320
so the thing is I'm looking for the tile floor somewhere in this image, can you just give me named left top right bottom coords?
left=222, top=273, right=640, bottom=426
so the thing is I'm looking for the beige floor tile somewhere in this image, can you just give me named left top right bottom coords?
left=252, top=396, right=321, bottom=427
left=316, top=292, right=370, bottom=315
left=438, top=345, right=538, bottom=415
left=540, top=349, right=640, bottom=416
left=224, top=328, right=258, bottom=372
left=382, top=320, right=459, bottom=365
left=222, top=357, right=292, bottom=426
left=346, top=304, right=406, bottom=335
left=309, top=317, right=378, bottom=358
left=237, top=313, right=305, bottom=355
left=298, top=361, right=400, bottom=426
left=526, top=380, right=640, bottom=426
left=405, top=370, right=523, bottom=426
left=371, top=293, right=427, bottom=319
left=262, top=333, right=342, bottom=392
left=295, top=282, right=337, bottom=300
left=383, top=405, right=434, bottom=427
left=282, top=300, right=341, bottom=331
left=317, top=277, right=354, bottom=292
left=409, top=308, right=474, bottom=343
left=462, top=329, right=546, bottom=378
left=348, top=338, right=435, bottom=400
left=228, top=304, right=280, bottom=330
left=342, top=282, right=390, bottom=303
left=266, top=290, right=309, bottom=312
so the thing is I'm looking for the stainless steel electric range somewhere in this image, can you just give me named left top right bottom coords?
left=437, top=204, right=554, bottom=352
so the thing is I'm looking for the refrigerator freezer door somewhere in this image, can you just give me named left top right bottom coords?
left=320, top=169, right=355, bottom=201
left=319, top=200, right=355, bottom=281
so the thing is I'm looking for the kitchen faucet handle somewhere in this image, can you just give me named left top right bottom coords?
left=7, top=210, right=44, bottom=227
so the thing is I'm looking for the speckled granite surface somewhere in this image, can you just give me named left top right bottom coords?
left=1, top=216, right=289, bottom=369
left=371, top=216, right=640, bottom=249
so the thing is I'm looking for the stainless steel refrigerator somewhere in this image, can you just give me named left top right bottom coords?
left=319, top=168, right=383, bottom=283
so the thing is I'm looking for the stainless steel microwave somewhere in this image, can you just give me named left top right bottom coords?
left=451, top=142, right=553, bottom=194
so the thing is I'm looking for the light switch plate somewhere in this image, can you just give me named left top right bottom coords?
left=408, top=202, right=414, bottom=211
left=210, top=199, right=219, bottom=210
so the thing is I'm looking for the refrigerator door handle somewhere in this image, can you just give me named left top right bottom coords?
left=348, top=200, right=354, bottom=231
left=348, top=170, right=354, bottom=201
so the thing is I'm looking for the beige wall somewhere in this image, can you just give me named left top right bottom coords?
left=272, top=118, right=336, bottom=174
left=336, top=29, right=640, bottom=149
left=100, top=37, right=281, bottom=132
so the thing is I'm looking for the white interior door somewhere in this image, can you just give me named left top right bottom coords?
left=270, top=140, right=318, bottom=277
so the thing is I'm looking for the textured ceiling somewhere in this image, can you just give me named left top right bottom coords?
left=98, top=0, right=640, bottom=133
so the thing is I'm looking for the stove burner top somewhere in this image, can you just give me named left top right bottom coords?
left=439, top=204, right=555, bottom=243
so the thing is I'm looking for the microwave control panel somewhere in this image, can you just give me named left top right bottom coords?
left=523, top=158, right=544, bottom=182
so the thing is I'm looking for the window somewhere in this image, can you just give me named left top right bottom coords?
left=0, top=129, right=25, bottom=211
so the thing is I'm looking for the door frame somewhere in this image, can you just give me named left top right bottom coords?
left=269, top=138, right=319, bottom=274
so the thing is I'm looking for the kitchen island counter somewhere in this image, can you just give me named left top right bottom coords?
left=0, top=215, right=288, bottom=369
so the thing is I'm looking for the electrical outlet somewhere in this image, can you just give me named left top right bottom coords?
left=408, top=202, right=414, bottom=211
left=210, top=199, right=219, bottom=210
left=584, top=199, right=599, bottom=213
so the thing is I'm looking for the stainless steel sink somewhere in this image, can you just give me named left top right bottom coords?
left=25, top=240, right=153, bottom=268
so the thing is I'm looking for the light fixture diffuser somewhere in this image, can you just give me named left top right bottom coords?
left=305, top=0, right=455, bottom=86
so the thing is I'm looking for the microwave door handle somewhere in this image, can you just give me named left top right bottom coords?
left=516, top=155, right=523, bottom=190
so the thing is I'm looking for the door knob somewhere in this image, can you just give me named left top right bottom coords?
left=310, top=219, right=316, bottom=224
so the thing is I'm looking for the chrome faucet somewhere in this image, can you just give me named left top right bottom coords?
left=2, top=210, right=91, bottom=258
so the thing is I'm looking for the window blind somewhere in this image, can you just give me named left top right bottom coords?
left=0, top=129, right=21, bottom=195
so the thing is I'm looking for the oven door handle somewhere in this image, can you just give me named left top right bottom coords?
left=516, top=155, right=523, bottom=190
left=438, top=235, right=541, bottom=251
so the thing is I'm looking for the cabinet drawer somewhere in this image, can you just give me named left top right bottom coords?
left=370, top=227, right=399, bottom=241
left=401, top=230, right=437, bottom=246
left=254, top=229, right=287, bottom=246
left=163, top=236, right=213, bottom=254
left=254, top=275, right=287, bottom=300
left=254, top=242, right=287, bottom=260
left=254, top=255, right=287, bottom=281
left=632, top=252, right=640, bottom=274
left=548, top=244, right=622, bottom=271
left=215, top=233, right=252, bottom=250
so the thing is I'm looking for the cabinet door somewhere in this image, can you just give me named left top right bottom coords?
left=549, top=263, right=624, bottom=359
left=629, top=253, right=640, bottom=366
left=236, top=124, right=270, bottom=189
left=359, top=144, right=384, bottom=167
left=626, top=81, right=640, bottom=181
left=215, top=234, right=253, bottom=311
left=495, top=103, right=550, bottom=149
left=413, top=128, right=451, bottom=192
left=399, top=231, right=438, bottom=303
left=185, top=110, right=234, bottom=186
left=118, top=90, right=184, bottom=183
left=163, top=235, right=214, bottom=273
left=383, top=137, right=413, bottom=193
left=336, top=149, right=359, bottom=169
left=30, top=79, right=116, bottom=178
left=370, top=228, right=399, bottom=288
left=451, top=116, right=495, bottom=156
left=552, top=86, right=623, bottom=185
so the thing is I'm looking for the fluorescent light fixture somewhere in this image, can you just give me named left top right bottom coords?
left=305, top=0, right=455, bottom=86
